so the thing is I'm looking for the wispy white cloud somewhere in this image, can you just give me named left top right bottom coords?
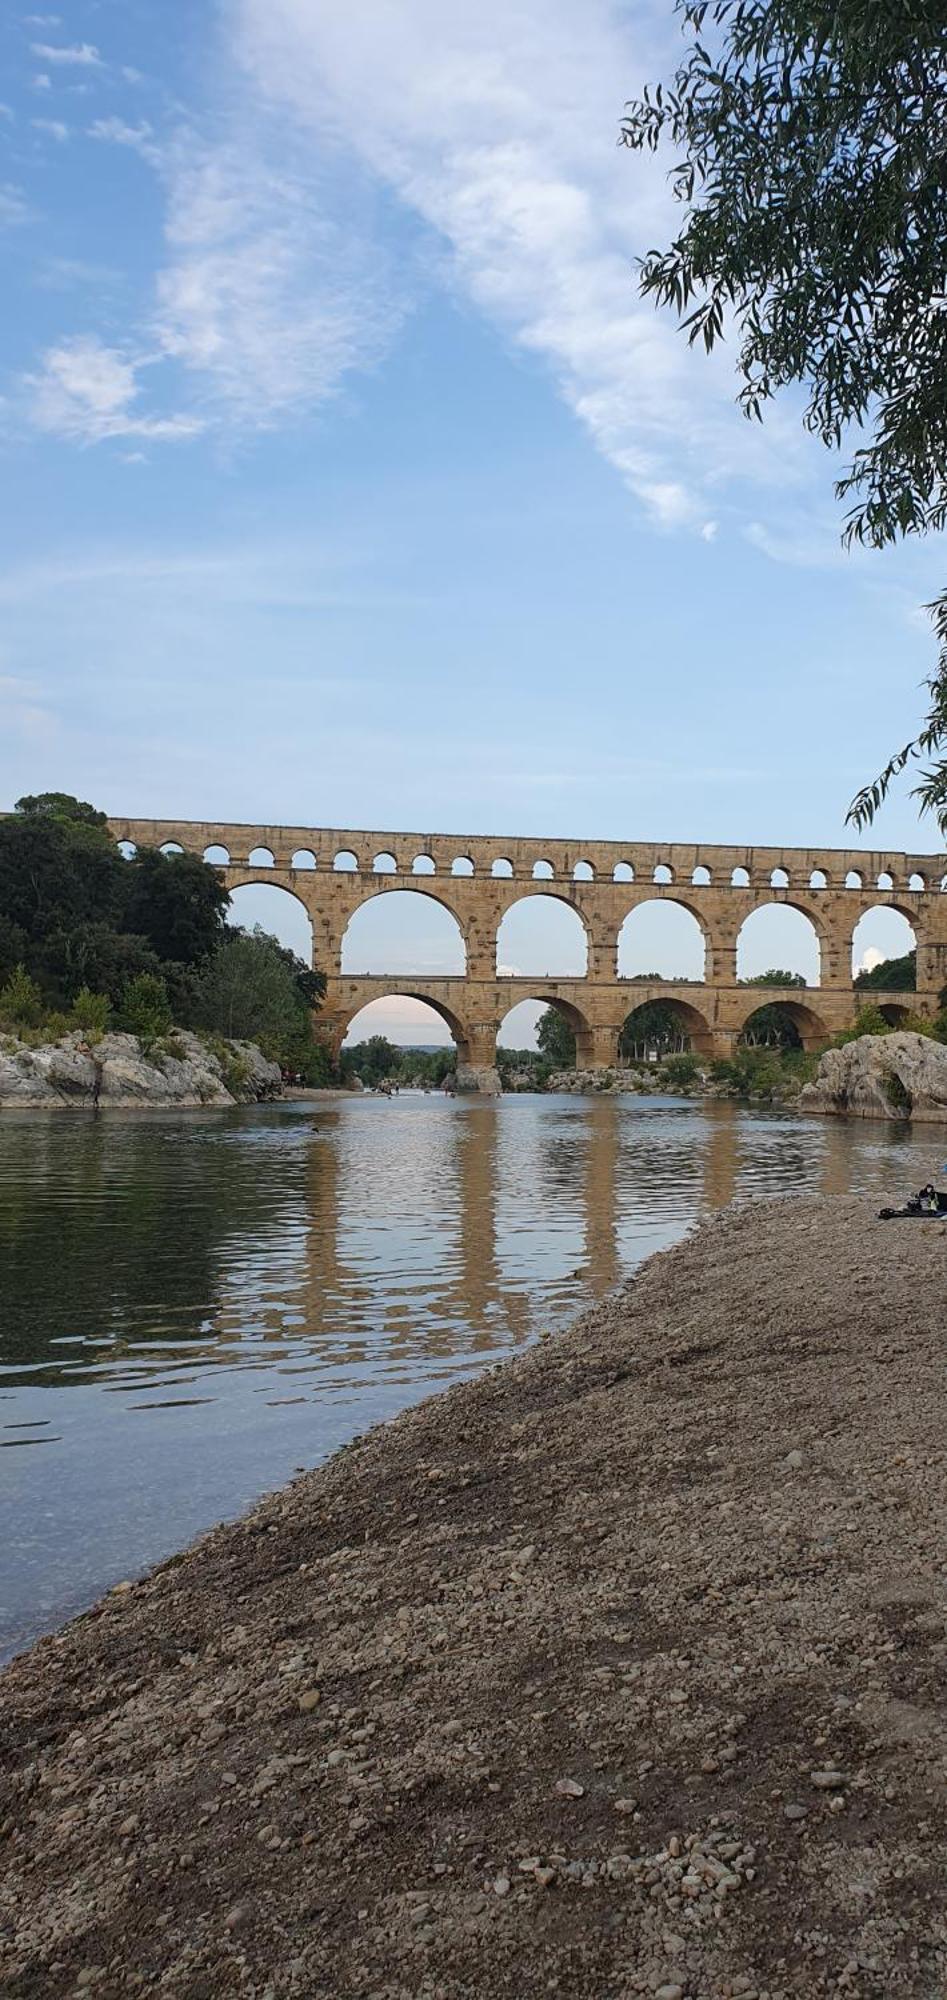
left=154, top=132, right=401, bottom=426
left=30, top=41, right=101, bottom=66
left=26, top=335, right=202, bottom=444
left=32, top=116, right=68, bottom=141
left=230, top=0, right=801, bottom=528
left=0, top=184, right=30, bottom=228
left=87, top=116, right=160, bottom=164
left=80, top=110, right=404, bottom=434
left=31, top=74, right=51, bottom=91
left=23, top=0, right=806, bottom=518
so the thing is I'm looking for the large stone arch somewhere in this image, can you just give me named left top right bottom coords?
left=224, top=877, right=315, bottom=964
left=497, top=992, right=596, bottom=1068
left=340, top=888, right=468, bottom=974
left=617, top=898, right=708, bottom=981
left=620, top=994, right=714, bottom=1057
left=340, top=991, right=473, bottom=1062
left=736, top=900, right=824, bottom=985
left=850, top=904, right=918, bottom=982
left=495, top=893, right=589, bottom=977
left=731, top=991, right=829, bottom=1051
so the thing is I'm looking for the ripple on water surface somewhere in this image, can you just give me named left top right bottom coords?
left=0, top=1093, right=936, bottom=1657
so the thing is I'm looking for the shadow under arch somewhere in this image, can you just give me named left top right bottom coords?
left=621, top=994, right=714, bottom=1057
left=732, top=992, right=829, bottom=1051
left=877, top=1002, right=912, bottom=1027
left=341, top=991, right=472, bottom=1063
left=341, top=886, right=468, bottom=974
left=498, top=992, right=594, bottom=1068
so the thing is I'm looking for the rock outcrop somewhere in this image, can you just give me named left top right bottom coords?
left=453, top=1063, right=501, bottom=1096
left=0, top=1030, right=282, bottom=1109
left=800, top=1029, right=947, bottom=1121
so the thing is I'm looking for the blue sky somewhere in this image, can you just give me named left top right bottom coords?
left=0, top=0, right=941, bottom=1043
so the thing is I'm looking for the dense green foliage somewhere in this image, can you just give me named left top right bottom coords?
left=833, top=1003, right=940, bottom=1044
left=0, top=793, right=226, bottom=1005
left=620, top=998, right=692, bottom=1058
left=854, top=950, right=916, bottom=991
left=536, top=1007, right=576, bottom=1066
left=0, top=792, right=329, bottom=1075
left=711, top=1047, right=818, bottom=1097
left=621, top=1, right=947, bottom=828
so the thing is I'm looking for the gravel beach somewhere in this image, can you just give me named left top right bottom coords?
left=3, top=1194, right=947, bottom=1999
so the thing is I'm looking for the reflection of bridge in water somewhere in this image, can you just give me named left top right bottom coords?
left=110, top=819, right=947, bottom=1076
left=226, top=1099, right=865, bottom=1383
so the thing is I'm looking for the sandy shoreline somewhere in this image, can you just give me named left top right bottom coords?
left=3, top=1195, right=947, bottom=1997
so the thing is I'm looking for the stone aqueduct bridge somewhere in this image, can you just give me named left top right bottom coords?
left=111, top=820, right=947, bottom=1073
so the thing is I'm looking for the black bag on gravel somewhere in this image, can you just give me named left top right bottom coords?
left=879, top=1184, right=947, bottom=1220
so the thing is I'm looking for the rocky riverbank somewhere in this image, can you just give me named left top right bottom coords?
left=4, top=1195, right=947, bottom=1996
left=0, top=1029, right=282, bottom=1108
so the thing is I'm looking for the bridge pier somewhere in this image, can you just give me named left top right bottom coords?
left=575, top=1022, right=619, bottom=1069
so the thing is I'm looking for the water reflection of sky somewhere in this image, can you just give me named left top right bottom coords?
left=1, top=1095, right=942, bottom=1659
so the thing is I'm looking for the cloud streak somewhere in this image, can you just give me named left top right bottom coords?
left=27, top=336, right=203, bottom=444
left=30, top=41, right=101, bottom=66
left=231, top=0, right=801, bottom=527
left=24, top=0, right=809, bottom=524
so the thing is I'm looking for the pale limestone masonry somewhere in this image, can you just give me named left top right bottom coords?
left=109, top=819, right=947, bottom=1070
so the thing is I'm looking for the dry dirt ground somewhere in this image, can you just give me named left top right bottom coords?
left=3, top=1195, right=947, bottom=2000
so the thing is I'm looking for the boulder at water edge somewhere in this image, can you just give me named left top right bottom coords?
left=799, top=1029, right=947, bottom=1121
left=0, top=1030, right=282, bottom=1109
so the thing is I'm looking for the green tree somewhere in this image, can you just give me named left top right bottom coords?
left=621, top=2, right=947, bottom=828
left=854, top=949, right=916, bottom=991
left=0, top=964, right=45, bottom=1028
left=120, top=972, right=172, bottom=1041
left=536, top=1007, right=577, bottom=1066
left=33, top=922, right=165, bottom=1006
left=15, top=792, right=109, bottom=830
left=738, top=969, right=807, bottom=1047
left=188, top=927, right=308, bottom=1046
left=70, top=986, right=111, bottom=1036
left=121, top=848, right=229, bottom=967
left=741, top=970, right=806, bottom=989
left=342, top=1035, right=400, bottom=1085
left=0, top=809, right=124, bottom=956
left=620, top=1000, right=690, bottom=1059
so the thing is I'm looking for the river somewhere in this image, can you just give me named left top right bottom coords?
left=0, top=1091, right=940, bottom=1660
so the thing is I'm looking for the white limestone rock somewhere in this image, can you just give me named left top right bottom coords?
left=800, top=1030, right=947, bottom=1122
left=0, top=1030, right=282, bottom=1110
left=453, top=1063, right=501, bottom=1096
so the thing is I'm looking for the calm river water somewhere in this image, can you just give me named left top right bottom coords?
left=0, top=1092, right=941, bottom=1660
